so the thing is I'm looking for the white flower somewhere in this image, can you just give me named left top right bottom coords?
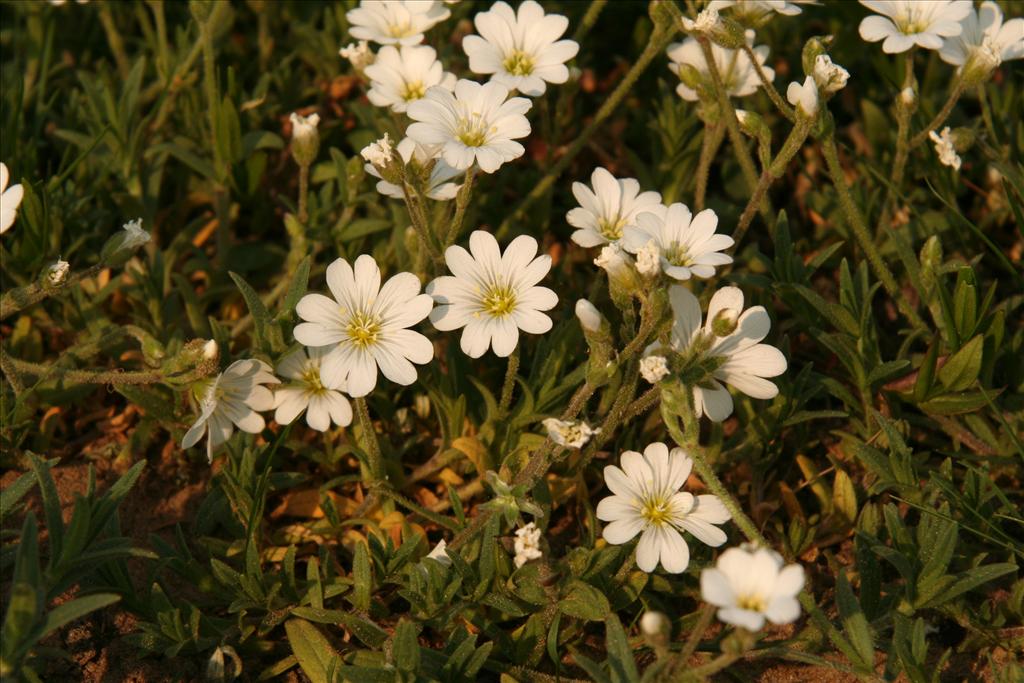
left=273, top=347, right=353, bottom=432
left=426, top=539, right=452, bottom=567
left=365, top=138, right=463, bottom=201
left=182, top=359, right=279, bottom=462
left=346, top=0, right=451, bottom=46
left=700, top=545, right=805, bottom=631
left=121, top=218, right=151, bottom=250
left=513, top=522, right=543, bottom=567
left=939, top=1, right=1024, bottom=69
left=289, top=112, right=320, bottom=166
left=543, top=417, right=597, bottom=448
left=596, top=442, right=731, bottom=573
left=786, top=76, right=819, bottom=116
left=406, top=80, right=532, bottom=173
left=667, top=32, right=774, bottom=101
left=339, top=40, right=375, bottom=70
left=427, top=230, right=557, bottom=357
left=567, top=168, right=664, bottom=248
left=812, top=54, right=849, bottom=93
left=47, top=259, right=70, bottom=286
left=1, top=162, right=24, bottom=235
left=929, top=127, right=962, bottom=170
left=463, top=0, right=579, bottom=97
left=360, top=133, right=395, bottom=168
left=682, top=7, right=720, bottom=32
left=293, top=255, right=434, bottom=397
left=621, top=204, right=734, bottom=281
left=365, top=45, right=456, bottom=113
left=707, top=1, right=811, bottom=21
left=640, top=355, right=670, bottom=384
left=653, top=285, right=787, bottom=422
left=858, top=1, right=972, bottom=54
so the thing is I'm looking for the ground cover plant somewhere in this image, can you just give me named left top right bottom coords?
left=1, top=0, right=1023, bottom=680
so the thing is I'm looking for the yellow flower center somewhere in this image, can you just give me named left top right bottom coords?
left=388, top=21, right=413, bottom=38
left=402, top=80, right=426, bottom=101
left=640, top=496, right=673, bottom=526
left=480, top=283, right=517, bottom=318
left=503, top=49, right=535, bottom=76
left=456, top=113, right=490, bottom=147
left=737, top=594, right=767, bottom=612
left=301, top=366, right=327, bottom=395
left=664, top=242, right=693, bottom=267
left=346, top=310, right=382, bottom=349
left=598, top=216, right=627, bottom=240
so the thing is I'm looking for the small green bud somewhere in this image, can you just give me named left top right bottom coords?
left=289, top=112, right=320, bottom=168
left=709, top=15, right=747, bottom=50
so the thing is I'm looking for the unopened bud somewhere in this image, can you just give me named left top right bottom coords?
left=575, top=299, right=604, bottom=333
left=801, top=36, right=833, bottom=79
left=203, top=339, right=219, bottom=360
left=641, top=611, right=670, bottom=643
left=675, top=63, right=704, bottom=92
left=899, top=87, right=916, bottom=111
left=289, top=112, right=320, bottom=167
left=735, top=109, right=768, bottom=139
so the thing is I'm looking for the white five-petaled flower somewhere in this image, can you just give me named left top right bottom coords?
left=858, top=1, right=972, bottom=54
left=621, top=203, right=734, bottom=281
left=293, top=255, right=434, bottom=398
left=0, top=162, right=24, bottom=235
left=365, top=137, right=463, bottom=200
left=427, top=230, right=557, bottom=357
left=567, top=168, right=664, bottom=248
left=542, top=417, right=597, bottom=449
left=786, top=76, right=819, bottom=116
left=182, top=359, right=279, bottom=462
left=651, top=285, right=788, bottom=422
left=667, top=31, right=775, bottom=101
left=273, top=346, right=354, bottom=432
left=596, top=442, right=731, bottom=574
left=513, top=522, right=543, bottom=567
left=640, top=355, right=670, bottom=384
left=406, top=80, right=532, bottom=173
left=700, top=545, right=805, bottom=631
left=339, top=40, right=375, bottom=70
left=812, top=54, right=850, bottom=93
left=929, top=127, right=962, bottom=170
left=365, top=45, right=456, bottom=113
left=939, top=1, right=1024, bottom=70
left=346, top=0, right=451, bottom=46
left=463, top=0, right=579, bottom=97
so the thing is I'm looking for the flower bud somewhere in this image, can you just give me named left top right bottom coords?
left=675, top=63, right=704, bottom=92
left=45, top=259, right=70, bottom=288
left=899, top=86, right=917, bottom=113
left=289, top=112, right=320, bottom=168
left=575, top=299, right=615, bottom=385
left=801, top=36, right=833, bottom=79
left=575, top=299, right=604, bottom=333
left=812, top=54, right=849, bottom=95
left=640, top=355, right=670, bottom=384
left=641, top=610, right=669, bottom=638
left=203, top=339, right=219, bottom=361
left=594, top=244, right=642, bottom=307
left=708, top=15, right=748, bottom=50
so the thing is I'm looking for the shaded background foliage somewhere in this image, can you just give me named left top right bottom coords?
left=1, top=0, right=1022, bottom=681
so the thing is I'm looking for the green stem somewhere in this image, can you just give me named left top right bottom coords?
left=741, top=43, right=794, bottom=122
left=298, top=164, right=310, bottom=225
left=694, top=122, right=725, bottom=211
left=6, top=356, right=164, bottom=386
left=498, top=346, right=520, bottom=418
left=820, top=135, right=927, bottom=331
left=354, top=397, right=384, bottom=482
left=97, top=3, right=130, bottom=79
left=876, top=53, right=916, bottom=236
left=443, top=166, right=476, bottom=252
left=372, top=484, right=461, bottom=532
left=1, top=264, right=105, bottom=320
left=976, top=84, right=1000, bottom=146
left=679, top=603, right=717, bottom=667
left=571, top=0, right=607, bottom=44
left=908, top=80, right=965, bottom=149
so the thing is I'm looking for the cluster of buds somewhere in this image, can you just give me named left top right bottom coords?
left=481, top=471, right=544, bottom=528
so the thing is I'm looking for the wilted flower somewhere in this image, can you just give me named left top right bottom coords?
left=621, top=204, right=734, bottom=281
left=812, top=54, right=849, bottom=93
left=346, top=0, right=451, bottom=46
left=640, top=355, right=670, bottom=384
left=681, top=7, right=721, bottom=32
left=667, top=31, right=774, bottom=101
left=273, top=347, right=353, bottom=431
left=543, top=417, right=597, bottom=448
left=365, top=45, right=456, bottom=113
left=293, top=255, right=434, bottom=397
left=427, top=231, right=557, bottom=357
left=365, top=137, right=463, bottom=200
left=513, top=522, right=543, bottom=567
left=289, top=112, right=320, bottom=167
left=360, top=133, right=395, bottom=168
left=596, top=442, right=731, bottom=573
left=858, top=0, right=971, bottom=54
left=0, top=162, right=23, bottom=235
left=47, top=259, right=70, bottom=286
left=463, top=0, right=580, bottom=97
left=786, top=76, right=819, bottom=116
left=929, top=127, right=962, bottom=170
left=567, top=167, right=664, bottom=247
left=182, top=359, right=279, bottom=462
left=406, top=80, right=532, bottom=173
left=339, top=40, right=374, bottom=70
left=119, top=218, right=151, bottom=252
left=700, top=545, right=805, bottom=631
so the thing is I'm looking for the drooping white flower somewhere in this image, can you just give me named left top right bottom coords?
left=700, top=545, right=805, bottom=631
left=365, top=138, right=463, bottom=201
left=120, top=218, right=151, bottom=251
left=621, top=204, right=734, bottom=281
left=182, top=359, right=279, bottom=462
left=427, top=230, right=557, bottom=357
left=858, top=1, right=972, bottom=54
left=346, top=0, right=451, bottom=46
left=273, top=347, right=353, bottom=432
left=596, top=442, right=731, bottom=574
left=929, top=127, right=962, bottom=170
left=47, top=259, right=70, bottom=286
left=652, top=285, right=788, bottom=422
left=567, top=168, right=664, bottom=248
left=360, top=133, right=395, bottom=168
left=513, top=522, right=543, bottom=567
left=786, top=76, right=819, bottom=116
left=640, top=355, right=670, bottom=384
left=293, top=255, right=434, bottom=397
left=406, top=79, right=532, bottom=173
left=289, top=112, right=320, bottom=166
left=463, top=0, right=579, bottom=97
left=707, top=1, right=813, bottom=22
left=812, top=54, right=850, bottom=93
left=339, top=40, right=375, bottom=70
left=365, top=45, right=456, bottom=113
left=681, top=7, right=721, bottom=32
left=939, top=1, right=1024, bottom=69
left=542, top=417, right=597, bottom=448
left=1, top=162, right=24, bottom=235
left=667, top=31, right=775, bottom=102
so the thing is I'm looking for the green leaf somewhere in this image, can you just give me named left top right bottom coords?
left=229, top=271, right=277, bottom=352
left=284, top=619, right=339, bottom=683
left=920, top=390, right=995, bottom=416
left=277, top=255, right=311, bottom=322
left=352, top=542, right=372, bottom=612
left=392, top=619, right=420, bottom=673
left=1, top=582, right=39, bottom=668
left=937, top=334, right=983, bottom=392
left=836, top=571, right=874, bottom=670
left=559, top=580, right=611, bottom=621
left=912, top=341, right=940, bottom=402
left=342, top=218, right=391, bottom=242
left=40, top=594, right=120, bottom=639
left=28, top=453, right=63, bottom=563
left=917, top=563, right=1017, bottom=609
left=833, top=469, right=858, bottom=525
left=1, top=469, right=42, bottom=519
left=605, top=613, right=639, bottom=683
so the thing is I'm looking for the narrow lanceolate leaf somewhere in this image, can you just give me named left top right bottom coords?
left=835, top=571, right=874, bottom=670
left=230, top=271, right=274, bottom=352
left=284, top=619, right=339, bottom=683
left=40, top=594, right=120, bottom=639
left=936, top=335, right=983, bottom=392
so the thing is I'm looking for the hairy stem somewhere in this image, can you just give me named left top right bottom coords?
left=354, top=397, right=385, bottom=483
left=498, top=346, right=520, bottom=418
left=1, top=264, right=105, bottom=321
left=7, top=356, right=164, bottom=386
left=298, top=164, right=309, bottom=224
left=694, top=122, right=725, bottom=211
left=741, top=42, right=794, bottom=122
left=443, top=166, right=476, bottom=253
